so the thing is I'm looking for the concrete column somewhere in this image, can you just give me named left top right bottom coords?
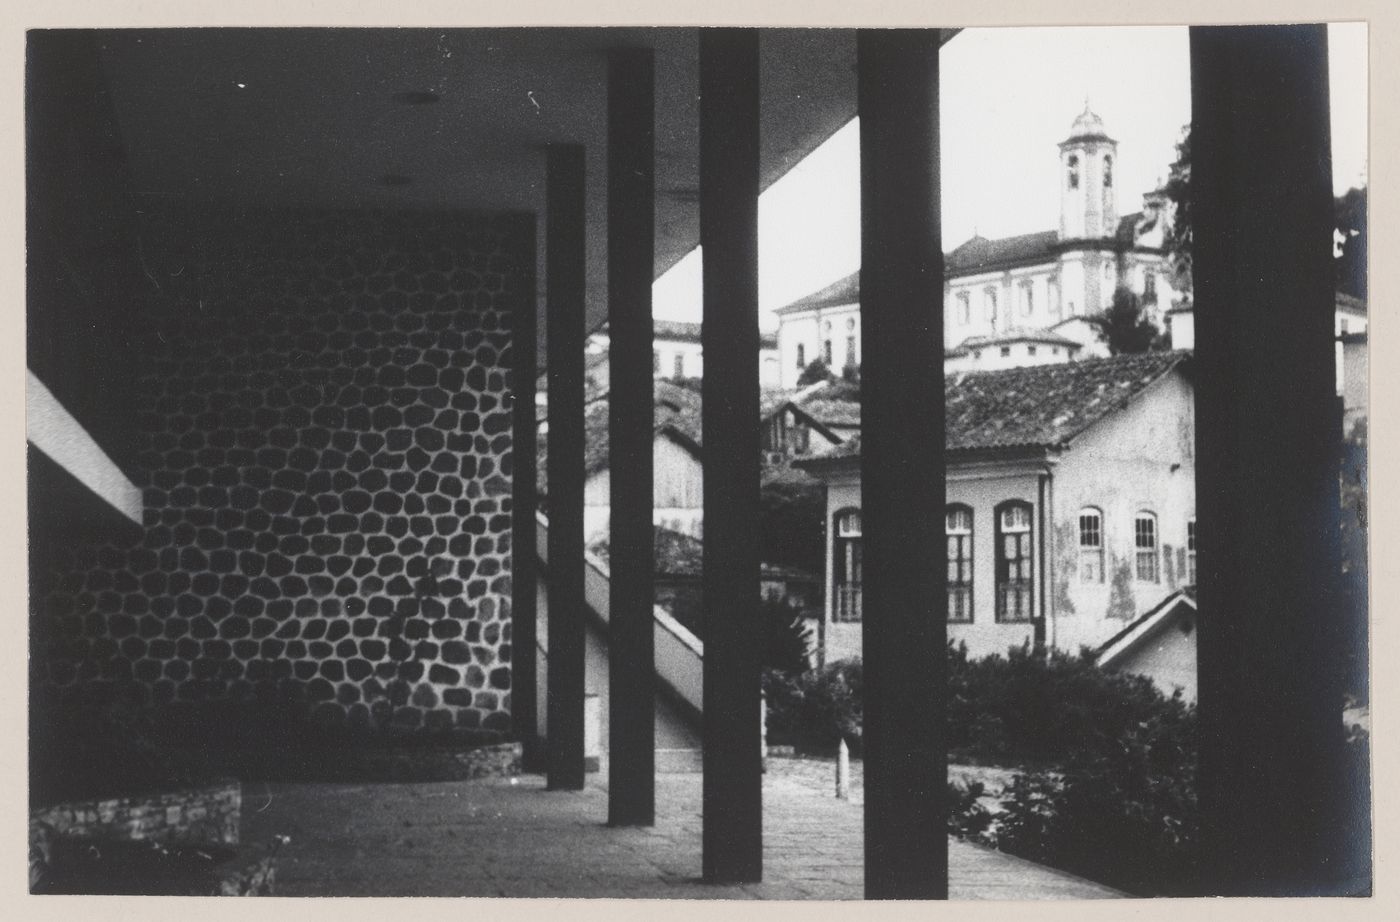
left=857, top=28, right=948, bottom=900
left=607, top=47, right=657, bottom=827
left=699, top=27, right=764, bottom=885
left=545, top=144, right=588, bottom=791
left=511, top=219, right=541, bottom=772
left=1190, top=25, right=1355, bottom=895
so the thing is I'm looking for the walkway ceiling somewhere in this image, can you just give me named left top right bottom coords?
left=95, top=28, right=958, bottom=340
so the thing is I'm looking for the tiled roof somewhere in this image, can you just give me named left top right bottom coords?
left=801, top=398, right=862, bottom=428
left=773, top=272, right=861, bottom=315
left=801, top=351, right=1189, bottom=462
left=537, top=379, right=703, bottom=496
left=592, top=318, right=704, bottom=343
left=948, top=328, right=1083, bottom=355
left=946, top=230, right=1060, bottom=274
left=1336, top=292, right=1367, bottom=316
left=774, top=216, right=1154, bottom=315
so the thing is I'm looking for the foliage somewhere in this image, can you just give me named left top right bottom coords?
left=796, top=358, right=832, bottom=387
left=947, top=640, right=1195, bottom=767
left=1162, top=125, right=1192, bottom=306
left=1086, top=286, right=1165, bottom=355
left=762, top=658, right=863, bottom=754
left=757, top=470, right=827, bottom=577
left=992, top=707, right=1198, bottom=896
left=947, top=780, right=994, bottom=839
left=1335, top=185, right=1367, bottom=300
left=762, top=597, right=814, bottom=676
left=841, top=362, right=860, bottom=383
left=1163, top=124, right=1367, bottom=305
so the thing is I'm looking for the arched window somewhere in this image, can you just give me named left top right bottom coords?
left=1187, top=518, right=1197, bottom=585
left=833, top=508, right=863, bottom=622
left=957, top=291, right=971, bottom=324
left=823, top=339, right=833, bottom=365
left=984, top=287, right=998, bottom=324
left=1103, top=154, right=1114, bottom=188
left=1134, top=511, right=1159, bottom=583
left=946, top=505, right=974, bottom=622
left=796, top=343, right=806, bottom=369
left=1067, top=153, right=1080, bottom=190
left=995, top=501, right=1034, bottom=622
left=1019, top=280, right=1034, bottom=317
left=1078, top=507, right=1104, bottom=583
left=846, top=317, right=856, bottom=331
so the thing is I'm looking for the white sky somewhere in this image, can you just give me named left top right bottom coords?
left=653, top=23, right=1369, bottom=332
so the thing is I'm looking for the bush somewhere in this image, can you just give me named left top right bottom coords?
left=763, top=658, right=863, bottom=753
left=762, top=597, right=813, bottom=676
left=992, top=707, right=1198, bottom=896
left=947, top=780, right=994, bottom=839
left=947, top=640, right=1195, bottom=767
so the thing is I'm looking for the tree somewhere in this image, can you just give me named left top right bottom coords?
left=1335, top=185, right=1367, bottom=300
left=796, top=358, right=831, bottom=387
left=1088, top=286, right=1164, bottom=355
left=1162, top=125, right=1192, bottom=308
left=1163, top=124, right=1367, bottom=304
left=761, top=597, right=814, bottom=675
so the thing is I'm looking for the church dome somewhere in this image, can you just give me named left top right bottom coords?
left=1065, top=103, right=1112, bottom=143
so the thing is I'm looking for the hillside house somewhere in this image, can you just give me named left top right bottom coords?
left=797, top=351, right=1197, bottom=663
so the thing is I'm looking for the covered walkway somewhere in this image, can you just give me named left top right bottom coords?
left=242, top=764, right=1121, bottom=899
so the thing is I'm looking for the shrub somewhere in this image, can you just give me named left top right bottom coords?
left=763, top=658, right=863, bottom=753
left=947, top=780, right=994, bottom=839
left=762, top=597, right=813, bottom=676
left=992, top=707, right=1198, bottom=897
left=947, top=640, right=1195, bottom=767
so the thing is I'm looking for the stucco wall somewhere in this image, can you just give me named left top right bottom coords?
left=31, top=202, right=530, bottom=736
left=1107, top=612, right=1198, bottom=703
left=820, top=463, right=1045, bottom=662
left=1048, top=370, right=1196, bottom=654
left=776, top=302, right=861, bottom=389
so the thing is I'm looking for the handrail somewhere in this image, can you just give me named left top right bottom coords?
left=534, top=510, right=704, bottom=718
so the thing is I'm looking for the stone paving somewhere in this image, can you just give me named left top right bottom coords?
left=243, top=758, right=1123, bottom=900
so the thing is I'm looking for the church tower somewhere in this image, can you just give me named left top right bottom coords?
left=1059, top=103, right=1118, bottom=240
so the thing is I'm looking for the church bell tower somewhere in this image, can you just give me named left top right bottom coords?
left=1059, top=103, right=1118, bottom=240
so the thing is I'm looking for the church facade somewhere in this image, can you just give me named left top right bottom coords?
left=774, top=106, right=1179, bottom=388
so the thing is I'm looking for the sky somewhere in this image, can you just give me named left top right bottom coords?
left=652, top=23, right=1369, bottom=332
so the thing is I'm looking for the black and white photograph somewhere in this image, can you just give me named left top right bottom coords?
left=21, top=5, right=1380, bottom=904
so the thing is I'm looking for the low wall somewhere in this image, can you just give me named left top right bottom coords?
left=32, top=779, right=241, bottom=846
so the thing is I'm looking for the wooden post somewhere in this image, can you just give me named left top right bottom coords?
left=607, top=46, right=658, bottom=827
left=1190, top=25, right=1355, bottom=895
left=836, top=739, right=850, bottom=800
left=857, top=28, right=948, bottom=900
left=545, top=144, right=588, bottom=792
left=699, top=26, right=764, bottom=885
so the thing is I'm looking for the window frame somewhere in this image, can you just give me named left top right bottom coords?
left=1067, top=153, right=1080, bottom=189
left=994, top=500, right=1035, bottom=623
left=1187, top=517, right=1197, bottom=586
left=832, top=507, right=863, bottom=623
left=1134, top=511, right=1160, bottom=583
left=796, top=343, right=806, bottom=369
left=946, top=504, right=974, bottom=623
left=673, top=353, right=685, bottom=380
left=1078, top=507, right=1105, bottom=583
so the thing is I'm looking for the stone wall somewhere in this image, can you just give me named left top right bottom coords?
left=31, top=203, right=531, bottom=736
left=32, top=780, right=242, bottom=847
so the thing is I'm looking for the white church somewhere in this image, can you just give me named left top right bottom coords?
left=773, top=105, right=1181, bottom=387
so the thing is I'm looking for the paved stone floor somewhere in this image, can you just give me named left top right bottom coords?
left=242, top=759, right=1124, bottom=900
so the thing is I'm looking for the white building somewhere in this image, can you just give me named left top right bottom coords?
left=585, top=319, right=782, bottom=389
left=774, top=105, right=1178, bottom=388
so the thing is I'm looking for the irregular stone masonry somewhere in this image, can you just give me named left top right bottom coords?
left=32, top=780, right=242, bottom=847
left=32, top=204, right=532, bottom=737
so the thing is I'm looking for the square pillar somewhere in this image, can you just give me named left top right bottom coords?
left=545, top=144, right=588, bottom=791
left=607, top=46, right=657, bottom=827
left=512, top=220, right=542, bottom=772
left=857, top=28, right=948, bottom=900
left=1190, top=25, right=1356, bottom=895
left=699, top=27, right=764, bottom=885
